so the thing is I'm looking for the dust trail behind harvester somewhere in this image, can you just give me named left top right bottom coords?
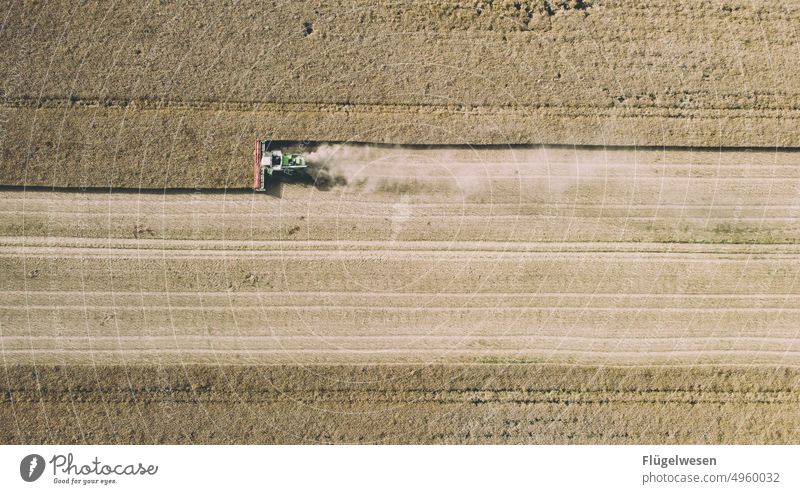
left=304, top=144, right=392, bottom=190
left=271, top=143, right=624, bottom=197
left=299, top=144, right=618, bottom=198
left=290, top=144, right=786, bottom=205
left=301, top=144, right=503, bottom=196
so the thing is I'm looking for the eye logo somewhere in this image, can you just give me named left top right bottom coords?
left=20, top=454, right=45, bottom=482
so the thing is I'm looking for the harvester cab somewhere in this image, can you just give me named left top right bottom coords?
left=253, top=140, right=308, bottom=191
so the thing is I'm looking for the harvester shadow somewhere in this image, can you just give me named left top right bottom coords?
left=0, top=165, right=346, bottom=197
left=0, top=185, right=242, bottom=195
left=262, top=180, right=283, bottom=198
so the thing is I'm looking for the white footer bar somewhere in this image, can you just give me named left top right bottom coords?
left=1, top=445, right=795, bottom=493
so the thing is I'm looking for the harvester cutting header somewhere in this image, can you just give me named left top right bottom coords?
left=253, top=140, right=308, bottom=191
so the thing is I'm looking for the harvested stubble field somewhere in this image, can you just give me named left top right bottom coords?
left=3, top=365, right=798, bottom=444
left=2, top=1, right=800, bottom=188
left=2, top=146, right=800, bottom=443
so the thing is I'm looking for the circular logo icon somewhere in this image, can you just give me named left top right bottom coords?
left=20, top=454, right=45, bottom=482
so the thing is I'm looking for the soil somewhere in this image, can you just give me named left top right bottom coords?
left=3, top=364, right=798, bottom=444
left=2, top=147, right=800, bottom=442
left=2, top=1, right=799, bottom=188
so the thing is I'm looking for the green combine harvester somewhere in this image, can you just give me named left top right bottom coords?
left=253, top=140, right=308, bottom=191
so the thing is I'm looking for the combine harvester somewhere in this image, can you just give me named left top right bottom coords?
left=253, top=140, right=308, bottom=191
